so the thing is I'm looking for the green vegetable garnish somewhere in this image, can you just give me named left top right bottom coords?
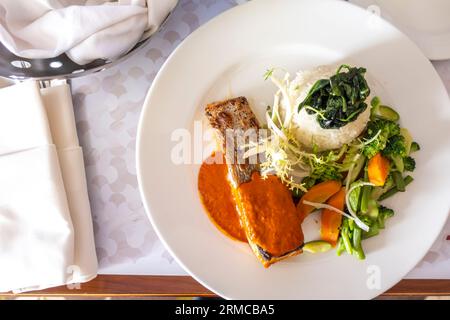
left=367, top=200, right=379, bottom=218
left=370, top=96, right=380, bottom=108
left=362, top=119, right=400, bottom=159
left=362, top=222, right=379, bottom=239
left=372, top=104, right=400, bottom=122
left=341, top=219, right=353, bottom=255
left=377, top=206, right=394, bottom=229
left=391, top=155, right=404, bottom=172
left=300, top=177, right=316, bottom=191
left=345, top=154, right=366, bottom=185
left=336, top=238, right=345, bottom=256
left=348, top=181, right=362, bottom=213
left=359, top=170, right=371, bottom=214
left=352, top=227, right=365, bottom=260
left=379, top=176, right=414, bottom=200
left=401, top=128, right=413, bottom=155
left=246, top=67, right=419, bottom=262
left=298, top=65, right=370, bottom=129
left=403, top=156, right=416, bottom=172
left=303, top=241, right=333, bottom=253
left=392, top=171, right=406, bottom=192
left=309, top=162, right=343, bottom=182
left=383, top=135, right=407, bottom=158
left=370, top=175, right=394, bottom=200
left=263, top=68, right=274, bottom=80
left=410, top=142, right=421, bottom=153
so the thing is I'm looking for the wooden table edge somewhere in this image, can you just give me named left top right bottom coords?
left=1, top=276, right=450, bottom=298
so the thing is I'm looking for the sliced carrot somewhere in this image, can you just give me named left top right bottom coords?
left=368, top=152, right=390, bottom=186
left=321, top=187, right=346, bottom=247
left=297, top=180, right=341, bottom=222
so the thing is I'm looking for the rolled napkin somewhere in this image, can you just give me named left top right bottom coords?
left=0, top=81, right=97, bottom=292
left=40, top=81, right=98, bottom=286
left=0, top=0, right=177, bottom=65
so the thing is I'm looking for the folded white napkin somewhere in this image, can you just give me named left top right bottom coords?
left=0, top=0, right=177, bottom=65
left=0, top=81, right=97, bottom=292
left=41, top=81, right=98, bottom=286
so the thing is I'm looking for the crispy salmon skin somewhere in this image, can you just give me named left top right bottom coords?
left=205, top=97, right=259, bottom=185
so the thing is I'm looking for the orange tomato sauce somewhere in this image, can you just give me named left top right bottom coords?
left=198, top=152, right=247, bottom=242
left=236, top=172, right=304, bottom=257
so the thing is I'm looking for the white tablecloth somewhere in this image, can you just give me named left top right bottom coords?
left=70, top=0, right=450, bottom=278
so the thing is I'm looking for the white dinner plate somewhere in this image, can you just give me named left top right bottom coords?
left=137, top=0, right=450, bottom=299
left=349, top=0, right=450, bottom=60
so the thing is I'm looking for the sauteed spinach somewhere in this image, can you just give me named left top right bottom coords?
left=299, top=65, right=370, bottom=129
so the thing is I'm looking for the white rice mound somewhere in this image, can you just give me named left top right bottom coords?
left=285, top=65, right=371, bottom=151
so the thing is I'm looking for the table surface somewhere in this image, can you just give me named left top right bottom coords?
left=2, top=277, right=450, bottom=298
left=70, top=0, right=450, bottom=285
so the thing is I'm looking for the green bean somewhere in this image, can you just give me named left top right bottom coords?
left=363, top=222, right=380, bottom=239
left=352, top=227, right=365, bottom=260
left=336, top=237, right=345, bottom=256
left=341, top=220, right=353, bottom=255
left=379, top=175, right=413, bottom=200
left=360, top=185, right=372, bottom=214
left=348, top=218, right=355, bottom=231
left=342, top=231, right=353, bottom=255
left=360, top=170, right=371, bottom=214
left=391, top=155, right=404, bottom=172
left=371, top=176, right=394, bottom=200
left=377, top=213, right=386, bottom=229
left=392, top=171, right=405, bottom=192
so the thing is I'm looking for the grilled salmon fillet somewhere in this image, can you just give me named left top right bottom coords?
left=205, top=97, right=304, bottom=267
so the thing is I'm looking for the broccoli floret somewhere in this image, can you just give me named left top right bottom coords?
left=310, top=165, right=343, bottom=182
left=301, top=176, right=316, bottom=190
left=377, top=205, right=395, bottom=229
left=382, top=134, right=407, bottom=158
left=403, top=156, right=416, bottom=172
left=410, top=141, right=421, bottom=153
left=362, top=141, right=381, bottom=159
left=362, top=119, right=400, bottom=158
left=365, top=119, right=400, bottom=140
left=379, top=205, right=394, bottom=218
left=378, top=119, right=401, bottom=137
